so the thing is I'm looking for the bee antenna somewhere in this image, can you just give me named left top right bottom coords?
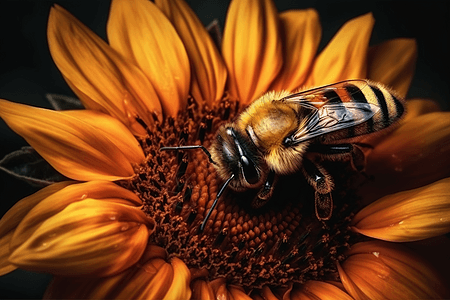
left=160, top=145, right=217, bottom=165
left=200, top=173, right=235, bottom=232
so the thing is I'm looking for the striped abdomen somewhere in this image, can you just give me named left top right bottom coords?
left=320, top=79, right=405, bottom=139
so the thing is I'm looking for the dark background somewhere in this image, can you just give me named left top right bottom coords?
left=0, top=0, right=449, bottom=298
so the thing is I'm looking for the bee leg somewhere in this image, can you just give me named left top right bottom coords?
left=252, top=171, right=277, bottom=208
left=302, top=158, right=334, bottom=220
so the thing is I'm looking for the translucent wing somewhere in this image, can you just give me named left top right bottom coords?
left=280, top=80, right=381, bottom=143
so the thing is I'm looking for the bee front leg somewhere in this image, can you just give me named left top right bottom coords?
left=252, top=170, right=277, bottom=208
left=302, top=158, right=334, bottom=220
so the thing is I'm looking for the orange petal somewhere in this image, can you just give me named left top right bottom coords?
left=63, top=110, right=144, bottom=165
left=0, top=100, right=141, bottom=181
left=10, top=181, right=141, bottom=252
left=222, top=0, right=282, bottom=105
left=0, top=182, right=72, bottom=276
left=406, top=235, right=450, bottom=289
left=0, top=232, right=17, bottom=276
left=116, top=258, right=175, bottom=300
left=403, top=98, right=441, bottom=121
left=337, top=241, right=449, bottom=299
left=191, top=279, right=215, bottom=300
left=352, top=178, right=450, bottom=242
left=259, top=286, right=280, bottom=300
left=210, top=278, right=232, bottom=299
left=270, top=9, right=321, bottom=92
left=228, top=286, right=252, bottom=300
left=44, top=257, right=173, bottom=299
left=161, top=257, right=191, bottom=300
left=362, top=111, right=450, bottom=200
left=9, top=199, right=155, bottom=276
left=156, top=0, right=227, bottom=107
left=48, top=5, right=162, bottom=134
left=0, top=182, right=72, bottom=239
left=306, top=13, right=374, bottom=86
left=367, top=39, right=417, bottom=98
left=107, top=0, right=190, bottom=117
left=288, top=281, right=353, bottom=300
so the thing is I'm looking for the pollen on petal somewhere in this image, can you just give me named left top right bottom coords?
left=337, top=241, right=449, bottom=299
left=368, top=38, right=417, bottom=98
left=222, top=0, right=283, bottom=105
left=0, top=100, right=142, bottom=181
left=48, top=5, right=162, bottom=134
left=306, top=13, right=375, bottom=86
left=9, top=198, right=155, bottom=276
left=107, top=0, right=190, bottom=118
left=352, top=178, right=450, bottom=242
left=156, top=0, right=227, bottom=107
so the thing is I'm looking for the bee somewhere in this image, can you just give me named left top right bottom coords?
left=161, top=79, right=405, bottom=231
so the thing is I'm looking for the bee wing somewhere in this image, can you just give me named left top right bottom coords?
left=281, top=80, right=381, bottom=143
left=280, top=79, right=369, bottom=107
left=291, top=102, right=380, bottom=143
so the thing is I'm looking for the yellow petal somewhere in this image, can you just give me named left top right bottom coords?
left=48, top=5, right=161, bottom=135
left=191, top=279, right=215, bottom=300
left=337, top=241, right=449, bottom=299
left=0, top=100, right=139, bottom=181
left=270, top=9, right=321, bottom=92
left=10, top=181, right=141, bottom=252
left=306, top=13, right=375, bottom=86
left=156, top=0, right=227, bottom=107
left=107, top=0, right=190, bottom=117
left=352, top=178, right=450, bottom=242
left=63, top=110, right=144, bottom=165
left=368, top=39, right=417, bottom=98
left=289, top=281, right=353, bottom=300
left=222, top=0, right=282, bottom=105
left=403, top=98, right=441, bottom=121
left=362, top=112, right=450, bottom=200
left=9, top=199, right=155, bottom=276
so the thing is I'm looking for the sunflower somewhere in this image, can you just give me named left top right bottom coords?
left=1, top=0, right=449, bottom=299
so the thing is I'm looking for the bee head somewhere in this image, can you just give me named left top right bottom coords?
left=210, top=126, right=267, bottom=191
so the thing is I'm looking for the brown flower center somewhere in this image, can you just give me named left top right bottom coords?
left=123, top=98, right=361, bottom=289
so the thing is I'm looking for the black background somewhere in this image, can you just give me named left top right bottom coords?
left=0, top=0, right=449, bottom=298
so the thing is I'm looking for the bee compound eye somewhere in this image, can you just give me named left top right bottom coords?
left=283, top=136, right=293, bottom=146
left=240, top=155, right=259, bottom=185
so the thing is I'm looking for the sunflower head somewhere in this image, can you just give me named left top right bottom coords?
left=1, top=0, right=449, bottom=299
